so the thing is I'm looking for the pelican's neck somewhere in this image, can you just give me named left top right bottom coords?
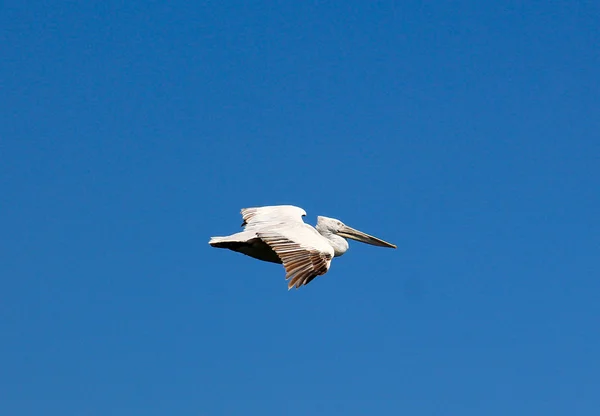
left=317, top=229, right=349, bottom=257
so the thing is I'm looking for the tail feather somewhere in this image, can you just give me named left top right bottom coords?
left=208, top=232, right=282, bottom=264
left=209, top=236, right=236, bottom=248
left=208, top=231, right=255, bottom=247
left=208, top=236, right=225, bottom=246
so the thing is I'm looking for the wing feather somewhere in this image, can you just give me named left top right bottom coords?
left=241, top=205, right=307, bottom=228
left=258, top=226, right=333, bottom=289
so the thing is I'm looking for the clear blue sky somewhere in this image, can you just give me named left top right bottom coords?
left=1, top=1, right=599, bottom=414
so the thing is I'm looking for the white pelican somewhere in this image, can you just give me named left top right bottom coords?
left=209, top=205, right=396, bottom=289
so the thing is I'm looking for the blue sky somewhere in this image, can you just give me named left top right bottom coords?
left=1, top=1, right=599, bottom=414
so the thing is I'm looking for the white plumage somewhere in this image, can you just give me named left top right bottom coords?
left=209, top=205, right=396, bottom=289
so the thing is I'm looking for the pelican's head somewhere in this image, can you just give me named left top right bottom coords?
left=316, top=216, right=396, bottom=249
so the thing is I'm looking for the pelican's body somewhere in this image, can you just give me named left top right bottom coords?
left=209, top=205, right=396, bottom=289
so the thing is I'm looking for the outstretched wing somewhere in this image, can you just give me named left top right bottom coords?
left=258, top=225, right=334, bottom=289
left=241, top=205, right=307, bottom=228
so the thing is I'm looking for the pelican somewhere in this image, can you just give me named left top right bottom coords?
left=209, top=205, right=396, bottom=289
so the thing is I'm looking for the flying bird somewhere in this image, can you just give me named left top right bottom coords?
left=209, top=205, right=396, bottom=289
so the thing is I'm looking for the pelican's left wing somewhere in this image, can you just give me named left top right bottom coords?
left=241, top=205, right=306, bottom=229
left=258, top=225, right=334, bottom=289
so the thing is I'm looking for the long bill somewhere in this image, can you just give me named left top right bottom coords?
left=337, top=225, right=397, bottom=249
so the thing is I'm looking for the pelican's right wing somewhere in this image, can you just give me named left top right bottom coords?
left=257, top=225, right=334, bottom=290
left=241, top=205, right=307, bottom=228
